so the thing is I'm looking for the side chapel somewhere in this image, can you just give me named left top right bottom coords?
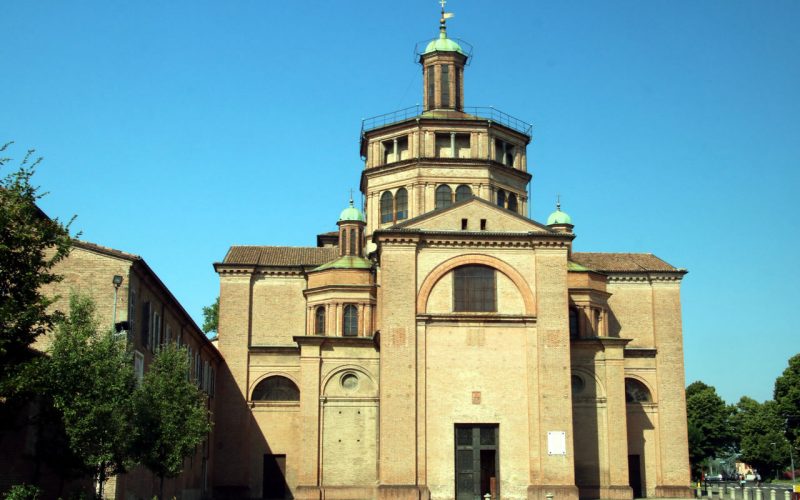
left=212, top=8, right=692, bottom=500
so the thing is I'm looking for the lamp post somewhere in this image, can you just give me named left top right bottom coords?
left=112, top=275, right=123, bottom=327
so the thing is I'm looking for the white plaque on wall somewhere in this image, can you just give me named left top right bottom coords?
left=547, top=431, right=567, bottom=456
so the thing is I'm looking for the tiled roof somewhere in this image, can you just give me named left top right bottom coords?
left=223, top=246, right=338, bottom=267
left=571, top=252, right=682, bottom=273
left=73, top=239, right=140, bottom=261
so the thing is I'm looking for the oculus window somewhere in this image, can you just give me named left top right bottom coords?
left=453, top=265, right=497, bottom=312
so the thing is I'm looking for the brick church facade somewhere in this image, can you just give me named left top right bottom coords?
left=212, top=12, right=691, bottom=500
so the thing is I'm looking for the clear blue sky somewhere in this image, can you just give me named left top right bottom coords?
left=2, top=1, right=798, bottom=405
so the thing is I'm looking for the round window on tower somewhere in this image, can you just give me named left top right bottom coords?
left=341, top=373, right=359, bottom=391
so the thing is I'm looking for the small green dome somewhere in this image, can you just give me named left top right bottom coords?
left=338, top=200, right=365, bottom=223
left=423, top=31, right=465, bottom=55
left=547, top=201, right=572, bottom=226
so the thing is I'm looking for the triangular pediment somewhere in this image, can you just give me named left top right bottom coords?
left=389, top=197, right=552, bottom=233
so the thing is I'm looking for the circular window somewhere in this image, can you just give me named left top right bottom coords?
left=571, top=375, right=585, bottom=395
left=341, top=373, right=359, bottom=391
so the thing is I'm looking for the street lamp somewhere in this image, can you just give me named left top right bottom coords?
left=112, top=275, right=123, bottom=327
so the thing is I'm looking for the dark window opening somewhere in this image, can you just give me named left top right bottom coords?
left=349, top=228, right=356, bottom=255
left=625, top=378, right=652, bottom=403
left=343, top=304, right=358, bottom=337
left=441, top=64, right=450, bottom=107
left=395, top=187, right=408, bottom=220
left=496, top=189, right=506, bottom=208
left=453, top=265, right=497, bottom=312
left=569, top=307, right=579, bottom=339
left=461, top=218, right=468, bottom=230
left=507, top=193, right=518, bottom=213
left=427, top=65, right=435, bottom=109
left=480, top=219, right=487, bottom=230
left=315, top=306, right=325, bottom=335
left=252, top=376, right=300, bottom=402
left=380, top=191, right=394, bottom=223
left=455, top=184, right=473, bottom=202
left=436, top=185, right=453, bottom=210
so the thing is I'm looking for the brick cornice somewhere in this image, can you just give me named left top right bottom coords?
left=606, top=271, right=687, bottom=284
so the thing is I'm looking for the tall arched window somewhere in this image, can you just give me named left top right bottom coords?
left=380, top=191, right=394, bottom=223
left=252, top=376, right=300, bottom=402
left=507, top=193, right=518, bottom=213
left=569, top=307, right=579, bottom=339
left=343, top=305, right=358, bottom=337
left=395, top=188, right=408, bottom=220
left=435, top=185, right=453, bottom=210
left=625, top=378, right=652, bottom=403
left=496, top=189, right=506, bottom=208
left=315, top=306, right=326, bottom=335
left=455, top=185, right=472, bottom=202
left=453, top=265, right=497, bottom=312
left=349, top=228, right=356, bottom=255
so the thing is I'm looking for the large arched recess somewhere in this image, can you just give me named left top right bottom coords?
left=417, top=254, right=536, bottom=315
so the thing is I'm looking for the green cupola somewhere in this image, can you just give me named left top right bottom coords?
left=338, top=199, right=366, bottom=223
left=419, top=4, right=468, bottom=112
left=547, top=199, right=574, bottom=234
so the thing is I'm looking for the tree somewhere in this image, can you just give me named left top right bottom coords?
left=731, top=397, right=788, bottom=480
left=774, top=353, right=800, bottom=451
left=132, top=344, right=212, bottom=499
left=201, top=297, right=218, bottom=337
left=45, top=293, right=137, bottom=498
left=0, top=142, right=73, bottom=397
left=686, top=381, right=735, bottom=476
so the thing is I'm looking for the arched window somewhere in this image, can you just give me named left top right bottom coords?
left=507, top=193, right=518, bottom=213
left=349, top=228, right=356, bottom=255
left=455, top=185, right=472, bottom=202
left=315, top=306, right=326, bottom=335
left=625, top=378, right=652, bottom=403
left=569, top=307, right=579, bottom=339
left=252, top=376, right=299, bottom=402
left=453, top=265, right=496, bottom=312
left=380, top=191, right=394, bottom=223
left=343, top=305, right=358, bottom=337
left=496, top=189, right=506, bottom=208
left=435, top=185, right=453, bottom=210
left=395, top=188, right=408, bottom=220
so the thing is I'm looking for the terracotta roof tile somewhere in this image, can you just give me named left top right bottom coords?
left=571, top=252, right=682, bottom=272
left=224, top=246, right=338, bottom=267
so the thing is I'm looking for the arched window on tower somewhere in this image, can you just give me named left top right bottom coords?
left=507, top=193, right=518, bottom=213
left=453, top=265, right=497, bottom=312
left=496, top=189, right=506, bottom=208
left=455, top=185, right=472, bottom=202
left=625, top=378, right=652, bottom=403
left=252, top=376, right=300, bottom=402
left=435, top=185, right=453, bottom=210
left=395, top=188, right=408, bottom=220
left=343, top=305, right=358, bottom=337
left=315, top=306, right=326, bottom=335
left=349, top=228, right=356, bottom=255
left=380, top=191, right=394, bottom=223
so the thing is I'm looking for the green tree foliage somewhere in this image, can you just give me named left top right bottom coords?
left=201, top=297, right=218, bottom=336
left=45, top=294, right=137, bottom=498
left=731, top=397, right=788, bottom=479
left=132, top=344, right=212, bottom=498
left=0, top=142, right=73, bottom=397
left=686, top=381, right=734, bottom=476
left=774, top=353, right=800, bottom=450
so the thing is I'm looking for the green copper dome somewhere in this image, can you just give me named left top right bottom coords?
left=338, top=200, right=365, bottom=223
left=546, top=201, right=572, bottom=226
left=424, top=33, right=465, bottom=55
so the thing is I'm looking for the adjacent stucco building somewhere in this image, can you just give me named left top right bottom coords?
left=212, top=14, right=691, bottom=500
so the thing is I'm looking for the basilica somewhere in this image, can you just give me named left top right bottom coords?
left=212, top=11, right=691, bottom=500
